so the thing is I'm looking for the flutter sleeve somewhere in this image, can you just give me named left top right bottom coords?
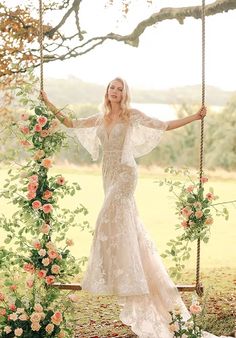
left=130, top=109, right=168, bottom=158
left=71, top=113, right=102, bottom=161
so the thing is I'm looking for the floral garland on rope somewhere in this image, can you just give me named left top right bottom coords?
left=158, top=167, right=235, bottom=280
left=0, top=81, right=91, bottom=337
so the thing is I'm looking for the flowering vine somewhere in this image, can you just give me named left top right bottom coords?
left=0, top=82, right=91, bottom=337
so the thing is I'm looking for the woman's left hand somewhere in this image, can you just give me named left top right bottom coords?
left=195, top=106, right=207, bottom=120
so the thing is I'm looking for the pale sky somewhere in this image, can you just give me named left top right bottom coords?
left=9, top=0, right=236, bottom=91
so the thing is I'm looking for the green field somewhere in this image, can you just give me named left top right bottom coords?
left=1, top=165, right=236, bottom=271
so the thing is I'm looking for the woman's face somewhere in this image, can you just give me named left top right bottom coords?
left=107, top=80, right=124, bottom=104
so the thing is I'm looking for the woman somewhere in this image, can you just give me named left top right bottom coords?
left=40, top=78, right=228, bottom=338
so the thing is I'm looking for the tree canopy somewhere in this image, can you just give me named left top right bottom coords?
left=0, top=0, right=236, bottom=80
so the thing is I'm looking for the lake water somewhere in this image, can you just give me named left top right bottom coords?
left=132, top=103, right=223, bottom=121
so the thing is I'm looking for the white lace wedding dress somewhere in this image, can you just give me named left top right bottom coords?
left=71, top=110, right=229, bottom=338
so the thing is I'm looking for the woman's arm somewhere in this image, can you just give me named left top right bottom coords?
left=39, top=91, right=101, bottom=128
left=166, top=106, right=207, bottom=131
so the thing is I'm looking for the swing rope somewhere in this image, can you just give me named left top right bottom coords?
left=39, top=0, right=44, bottom=92
left=195, top=0, right=206, bottom=297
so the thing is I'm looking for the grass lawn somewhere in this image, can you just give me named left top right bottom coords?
left=0, top=165, right=235, bottom=337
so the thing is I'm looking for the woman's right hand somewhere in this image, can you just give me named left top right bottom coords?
left=39, top=90, right=49, bottom=105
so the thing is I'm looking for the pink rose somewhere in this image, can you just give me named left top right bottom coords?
left=34, top=124, right=42, bottom=132
left=9, top=285, right=17, bottom=291
left=20, top=113, right=29, bottom=121
left=32, top=200, right=42, bottom=210
left=29, top=175, right=38, bottom=182
left=51, top=264, right=60, bottom=274
left=14, top=328, right=23, bottom=337
left=40, top=223, right=50, bottom=234
left=56, top=176, right=65, bottom=185
left=45, top=275, right=55, bottom=285
left=42, top=203, right=53, bottom=214
left=32, top=240, right=41, bottom=250
left=28, top=182, right=38, bottom=192
left=201, top=176, right=208, bottom=184
left=41, top=158, right=52, bottom=169
left=42, top=190, right=52, bottom=200
left=20, top=140, right=31, bottom=148
left=186, top=185, right=194, bottom=193
left=0, top=293, right=5, bottom=301
left=23, top=263, right=35, bottom=274
left=181, top=207, right=192, bottom=218
left=195, top=210, right=203, bottom=219
left=27, top=191, right=36, bottom=200
left=26, top=279, right=34, bottom=288
left=37, top=270, right=47, bottom=279
left=9, top=304, right=16, bottom=311
left=206, top=192, right=214, bottom=201
left=37, top=116, right=47, bottom=126
left=190, top=303, right=202, bottom=314
left=9, top=313, right=18, bottom=321
left=181, top=220, right=188, bottom=228
left=20, top=126, right=30, bottom=134
left=45, top=323, right=54, bottom=334
left=19, top=313, right=28, bottom=321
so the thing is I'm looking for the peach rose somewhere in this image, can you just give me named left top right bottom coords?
left=56, top=176, right=65, bottom=185
left=32, top=240, right=41, bottom=250
left=37, top=116, right=47, bottom=126
left=34, top=124, right=42, bottom=132
left=181, top=207, right=192, bottom=218
left=42, top=190, right=52, bottom=200
left=14, top=328, right=23, bottom=336
left=31, top=322, right=41, bottom=331
left=40, top=223, right=50, bottom=234
left=37, top=270, right=47, bottom=279
left=41, top=158, right=53, bottom=169
left=20, top=126, right=30, bottom=134
left=45, top=275, right=55, bottom=285
left=181, top=220, right=188, bottom=228
left=4, top=326, right=12, bottom=334
left=0, top=308, right=6, bottom=315
left=46, top=323, right=54, bottom=334
left=26, top=279, right=34, bottom=288
left=34, top=304, right=43, bottom=312
left=30, top=312, right=41, bottom=322
left=23, top=263, right=35, bottom=274
left=0, top=293, right=5, bottom=301
left=34, top=149, right=45, bottom=160
left=194, top=201, right=202, bottom=209
left=29, top=175, right=38, bottom=182
left=51, top=311, right=63, bottom=325
left=48, top=249, right=58, bottom=259
left=195, top=210, right=203, bottom=219
left=205, top=217, right=214, bottom=225
left=20, top=113, right=29, bottom=121
left=169, top=322, right=179, bottom=332
left=38, top=249, right=46, bottom=257
left=20, top=140, right=31, bottom=148
left=42, top=203, right=53, bottom=214
left=46, top=241, right=56, bottom=250
left=51, top=264, right=60, bottom=274
left=42, top=258, right=50, bottom=266
left=40, top=130, right=49, bottom=138
left=9, top=313, right=18, bottom=321
left=19, top=313, right=28, bottom=321
left=190, top=303, right=202, bottom=314
left=58, top=331, right=66, bottom=338
left=66, top=239, right=74, bottom=246
left=32, top=200, right=42, bottom=210
left=9, top=284, right=17, bottom=291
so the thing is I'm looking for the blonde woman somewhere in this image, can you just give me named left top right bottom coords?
left=41, top=79, right=226, bottom=338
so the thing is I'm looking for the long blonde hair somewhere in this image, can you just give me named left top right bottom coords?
left=101, top=77, right=131, bottom=122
